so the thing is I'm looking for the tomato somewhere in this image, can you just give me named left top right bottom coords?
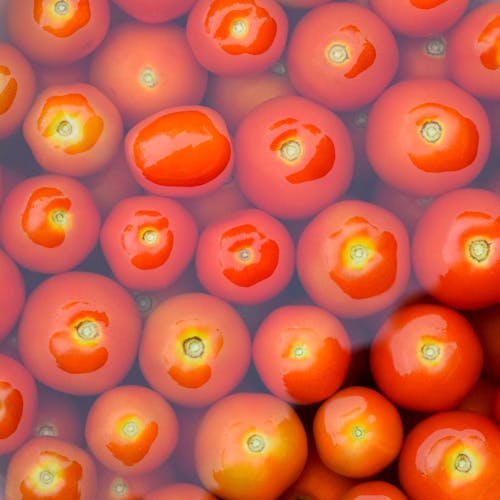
left=195, top=208, right=295, bottom=304
left=139, top=293, right=251, bottom=407
left=297, top=199, right=411, bottom=318
left=341, top=480, right=408, bottom=500
left=369, top=0, right=468, bottom=37
left=458, top=377, right=498, bottom=419
left=0, top=354, right=37, bottom=455
left=494, top=387, right=500, bottom=425
left=253, top=305, right=351, bottom=405
left=0, top=249, right=24, bottom=342
left=125, top=105, right=233, bottom=197
left=448, top=3, right=500, bottom=99
left=144, top=483, right=217, bottom=500
left=235, top=95, right=354, bottom=219
left=370, top=303, right=484, bottom=412
left=5, top=436, right=97, bottom=500
left=6, top=0, right=110, bottom=65
left=412, top=188, right=500, bottom=310
left=23, top=82, right=123, bottom=176
left=195, top=392, right=308, bottom=500
left=89, top=22, right=207, bottom=127
left=100, top=195, right=198, bottom=291
left=398, top=411, right=500, bottom=499
left=0, top=174, right=100, bottom=273
left=313, top=386, right=404, bottom=478
left=366, top=79, right=491, bottom=196
left=276, top=0, right=328, bottom=7
left=186, top=0, right=288, bottom=76
left=287, top=2, right=398, bottom=111
left=111, top=0, right=197, bottom=22
left=34, top=59, right=89, bottom=89
left=0, top=43, right=36, bottom=139
left=17, top=271, right=141, bottom=395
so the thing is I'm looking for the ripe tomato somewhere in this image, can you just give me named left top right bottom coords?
left=370, top=303, right=483, bottom=412
left=494, top=387, right=500, bottom=425
left=398, top=411, right=500, bottom=499
left=144, top=483, right=217, bottom=500
left=0, top=249, right=24, bottom=342
left=0, top=174, right=100, bottom=273
left=253, top=305, right=351, bottom=405
left=313, top=386, right=404, bottom=478
left=412, top=188, right=500, bottom=310
left=0, top=43, right=36, bottom=139
left=5, top=436, right=97, bottom=500
left=195, top=392, right=308, bottom=500
left=111, top=0, right=197, bottom=23
left=100, top=195, right=198, bottom=291
left=458, top=377, right=498, bottom=419
left=287, top=2, right=398, bottom=111
left=125, top=105, right=233, bottom=197
left=297, top=199, right=410, bottom=318
left=186, top=0, right=288, bottom=76
left=17, top=271, right=142, bottom=395
left=139, top=293, right=251, bottom=407
left=23, top=82, right=123, bottom=176
left=85, top=385, right=178, bottom=475
left=341, top=480, right=408, bottom=499
left=0, top=354, right=37, bottom=455
left=235, top=95, right=354, bottom=219
left=195, top=208, right=295, bottom=304
left=366, top=79, right=491, bottom=196
left=89, top=22, right=208, bottom=126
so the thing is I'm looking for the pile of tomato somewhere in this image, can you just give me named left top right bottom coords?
left=1, top=0, right=500, bottom=499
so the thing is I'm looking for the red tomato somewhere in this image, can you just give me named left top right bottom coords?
left=341, top=480, right=408, bottom=500
left=85, top=385, right=178, bottom=475
left=0, top=354, right=37, bottom=455
left=370, top=303, right=484, bottom=412
left=100, top=195, right=198, bottom=291
left=0, top=174, right=100, bottom=273
left=34, top=59, right=89, bottom=89
left=0, top=249, right=24, bottom=342
left=111, top=0, right=196, bottom=22
left=89, top=22, right=208, bottom=126
left=458, top=377, right=498, bottom=419
left=0, top=43, right=36, bottom=139
left=277, top=0, right=328, bottom=7
left=6, top=0, right=110, bottom=65
left=144, top=483, right=217, bottom=500
left=297, top=200, right=410, bottom=318
left=23, top=83, right=123, bottom=176
left=287, top=2, right=398, bottom=111
left=139, top=293, right=251, bottom=407
left=195, top=392, right=308, bottom=500
left=17, top=271, right=142, bottom=395
left=125, top=105, right=233, bottom=197
left=369, top=0, right=468, bottom=37
left=494, top=387, right=500, bottom=425
left=186, top=0, right=288, bottom=76
left=313, top=386, right=404, bottom=478
left=235, top=95, right=354, bottom=219
left=398, top=411, right=500, bottom=499
left=412, top=188, right=500, bottom=310
left=253, top=305, right=352, bottom=405
left=366, top=79, right=491, bottom=196
left=195, top=208, right=295, bottom=304
left=5, top=437, right=97, bottom=500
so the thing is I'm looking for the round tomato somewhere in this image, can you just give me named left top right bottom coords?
left=341, top=480, right=408, bottom=499
left=458, top=377, right=498, bottom=419
left=111, top=0, right=197, bottom=22
left=144, top=483, right=217, bottom=500
left=0, top=249, right=24, bottom=342
left=195, top=392, right=308, bottom=500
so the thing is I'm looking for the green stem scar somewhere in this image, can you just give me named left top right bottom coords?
left=39, top=470, right=55, bottom=486
left=183, top=336, right=205, bottom=358
left=76, top=320, right=99, bottom=341
left=468, top=239, right=491, bottom=263
left=54, top=0, right=69, bottom=15
left=247, top=433, right=266, bottom=453
left=122, top=421, right=139, bottom=438
left=421, top=120, right=442, bottom=143
left=421, top=343, right=440, bottom=361
left=56, top=120, right=73, bottom=137
left=280, top=140, right=302, bottom=162
left=455, top=453, right=472, bottom=473
left=51, top=209, right=67, bottom=226
left=328, top=44, right=349, bottom=64
left=140, top=67, right=158, bottom=88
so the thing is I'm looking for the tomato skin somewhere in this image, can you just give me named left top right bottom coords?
left=398, top=411, right=500, bottom=500
left=412, top=188, right=500, bottom=310
left=494, top=387, right=500, bottom=425
left=458, top=377, right=498, bottom=420
left=195, top=392, right=308, bottom=500
left=111, top=0, right=197, bottom=22
left=0, top=249, right=24, bottom=342
left=144, top=483, right=217, bottom=500
left=366, top=79, right=491, bottom=197
left=17, top=271, right=141, bottom=395
left=370, top=303, right=484, bottom=412
left=5, top=436, right=97, bottom=500
left=341, top=480, right=408, bottom=500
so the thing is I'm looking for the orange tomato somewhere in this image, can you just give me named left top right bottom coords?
left=314, top=386, right=404, bottom=478
left=195, top=392, right=308, bottom=500
left=111, top=0, right=197, bottom=23
left=398, top=411, right=500, bottom=499
left=144, top=483, right=217, bottom=500
left=0, top=249, right=24, bottom=342
left=341, top=480, right=408, bottom=500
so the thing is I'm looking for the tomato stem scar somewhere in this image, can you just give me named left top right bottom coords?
left=420, top=343, right=440, bottom=361
left=134, top=294, right=153, bottom=314
left=468, top=239, right=491, bottom=263
left=328, top=44, right=349, bottom=64
left=141, top=229, right=159, bottom=245
left=237, top=248, right=252, bottom=262
left=231, top=19, right=249, bottom=38
left=54, top=0, right=69, bottom=15
left=122, top=420, right=139, bottom=438
left=140, top=67, right=158, bottom=88
left=425, top=37, right=446, bottom=57
left=56, top=120, right=73, bottom=137
left=76, top=320, right=99, bottom=341
left=420, top=120, right=442, bottom=143
left=455, top=453, right=472, bottom=473
left=39, top=470, right=55, bottom=485
left=50, top=209, right=67, bottom=226
left=353, top=111, right=368, bottom=129
left=280, top=139, right=302, bottom=162
left=351, top=425, right=365, bottom=439
left=112, top=479, right=128, bottom=496
left=292, top=344, right=307, bottom=359
left=183, top=336, right=205, bottom=358
left=247, top=433, right=266, bottom=453
left=271, top=62, right=286, bottom=75
left=36, top=423, right=57, bottom=437
left=350, top=244, right=369, bottom=264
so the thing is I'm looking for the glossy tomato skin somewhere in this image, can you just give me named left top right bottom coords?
left=0, top=249, right=24, bottom=342
left=195, top=208, right=295, bottom=304
left=17, top=272, right=142, bottom=395
left=398, top=411, right=500, bottom=499
left=144, top=483, right=217, bottom=500
left=412, top=188, right=500, bottom=310
left=370, top=303, right=483, bottom=412
left=186, top=0, right=288, bottom=76
left=297, top=200, right=410, bottom=318
left=125, top=105, right=233, bottom=197
left=494, top=387, right=500, bottom=425
left=5, top=436, right=97, bottom=500
left=0, top=354, right=37, bottom=455
left=341, top=480, right=408, bottom=500
left=111, top=0, right=197, bottom=22
left=195, top=392, right=308, bottom=500
left=235, top=95, right=354, bottom=219
left=287, top=2, right=398, bottom=111
left=100, top=195, right=198, bottom=291
left=366, top=79, right=490, bottom=197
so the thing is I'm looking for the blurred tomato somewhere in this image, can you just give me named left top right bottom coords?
left=0, top=249, right=24, bottom=342
left=33, top=59, right=89, bottom=89
left=111, top=0, right=197, bottom=23
left=341, top=480, right=408, bottom=499
left=144, top=482, right=217, bottom=500
left=458, top=377, right=498, bottom=419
